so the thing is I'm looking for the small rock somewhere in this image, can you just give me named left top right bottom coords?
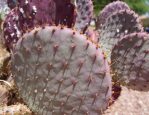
left=0, top=84, right=9, bottom=106
left=104, top=86, right=149, bottom=115
left=0, top=104, right=32, bottom=115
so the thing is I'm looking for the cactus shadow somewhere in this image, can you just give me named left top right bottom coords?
left=125, top=81, right=149, bottom=92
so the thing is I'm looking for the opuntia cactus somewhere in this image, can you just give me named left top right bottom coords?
left=3, top=8, right=21, bottom=50
left=17, top=0, right=76, bottom=28
left=99, top=9, right=143, bottom=61
left=17, top=0, right=56, bottom=29
left=11, top=26, right=112, bottom=115
left=74, top=0, right=93, bottom=33
left=96, top=1, right=130, bottom=29
left=111, top=32, right=149, bottom=91
left=2, top=0, right=149, bottom=114
left=3, top=0, right=76, bottom=51
left=54, top=0, right=76, bottom=28
left=3, top=0, right=56, bottom=51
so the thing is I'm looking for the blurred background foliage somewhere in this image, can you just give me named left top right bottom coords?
left=93, top=0, right=149, bottom=15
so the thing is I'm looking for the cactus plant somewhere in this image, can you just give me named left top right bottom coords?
left=17, top=0, right=76, bottom=28
left=17, top=0, right=56, bottom=29
left=54, top=0, right=76, bottom=28
left=96, top=1, right=130, bottom=29
left=3, top=0, right=76, bottom=51
left=111, top=32, right=149, bottom=91
left=3, top=0, right=56, bottom=51
left=74, top=0, right=93, bottom=33
left=3, top=8, right=21, bottom=50
left=11, top=26, right=112, bottom=115
left=1, top=0, right=149, bottom=114
left=99, top=9, right=143, bottom=61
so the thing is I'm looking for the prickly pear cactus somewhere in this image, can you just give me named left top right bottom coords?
left=3, top=0, right=56, bottom=51
left=99, top=9, right=143, bottom=61
left=3, top=8, right=21, bottom=50
left=54, top=0, right=76, bottom=28
left=111, top=33, right=149, bottom=91
left=11, top=26, right=112, bottom=115
left=96, top=1, right=130, bottom=29
left=74, top=0, right=93, bottom=33
left=3, top=0, right=77, bottom=51
left=17, top=0, right=56, bottom=29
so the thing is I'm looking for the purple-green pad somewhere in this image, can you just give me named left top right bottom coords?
left=111, top=32, right=149, bottom=91
left=11, top=26, right=112, bottom=114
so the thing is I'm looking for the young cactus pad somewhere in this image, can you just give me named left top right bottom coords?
left=111, top=33, right=149, bottom=91
left=11, top=26, right=112, bottom=114
left=99, top=9, right=143, bottom=61
left=96, top=1, right=130, bottom=29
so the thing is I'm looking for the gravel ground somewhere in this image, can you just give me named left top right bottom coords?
left=104, top=86, right=149, bottom=115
